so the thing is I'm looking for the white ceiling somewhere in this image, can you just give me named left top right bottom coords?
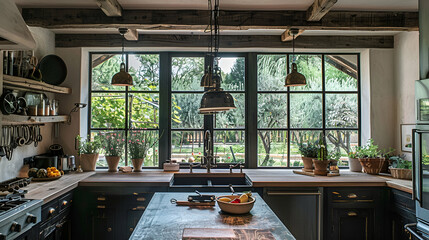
left=15, top=0, right=418, bottom=11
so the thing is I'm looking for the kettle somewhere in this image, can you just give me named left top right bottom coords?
left=60, top=155, right=76, bottom=172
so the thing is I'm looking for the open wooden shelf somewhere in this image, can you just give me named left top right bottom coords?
left=3, top=75, right=71, bottom=94
left=2, top=114, right=69, bottom=125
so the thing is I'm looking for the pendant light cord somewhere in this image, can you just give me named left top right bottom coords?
left=121, top=33, right=125, bottom=64
left=292, top=31, right=295, bottom=63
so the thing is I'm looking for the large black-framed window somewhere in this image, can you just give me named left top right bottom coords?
left=88, top=52, right=360, bottom=168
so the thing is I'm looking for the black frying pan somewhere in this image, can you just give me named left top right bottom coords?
left=37, top=55, right=67, bottom=86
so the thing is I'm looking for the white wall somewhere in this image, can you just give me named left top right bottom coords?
left=393, top=32, right=420, bottom=160
left=0, top=27, right=56, bottom=182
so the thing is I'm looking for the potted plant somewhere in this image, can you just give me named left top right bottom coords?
left=358, top=139, right=385, bottom=175
left=348, top=146, right=363, bottom=172
left=129, top=131, right=160, bottom=172
left=313, top=134, right=330, bottom=176
left=328, top=151, right=341, bottom=173
left=389, top=155, right=412, bottom=180
left=77, top=135, right=101, bottom=171
left=298, top=143, right=318, bottom=172
left=102, top=132, right=125, bottom=172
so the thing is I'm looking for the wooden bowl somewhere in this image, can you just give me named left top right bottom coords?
left=216, top=195, right=255, bottom=214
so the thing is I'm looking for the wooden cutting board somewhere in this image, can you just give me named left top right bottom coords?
left=182, top=228, right=275, bottom=240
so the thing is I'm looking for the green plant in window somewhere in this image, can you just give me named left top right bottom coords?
left=317, top=133, right=328, bottom=161
left=389, top=155, right=412, bottom=169
left=76, top=135, right=101, bottom=154
left=357, top=139, right=381, bottom=158
left=298, top=143, right=318, bottom=158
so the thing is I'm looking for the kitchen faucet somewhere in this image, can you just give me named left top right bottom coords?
left=190, top=130, right=217, bottom=173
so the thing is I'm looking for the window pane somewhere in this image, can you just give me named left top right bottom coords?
left=214, top=130, right=245, bottom=163
left=128, top=54, right=160, bottom=91
left=171, top=131, right=204, bottom=163
left=258, top=93, right=287, bottom=128
left=128, top=130, right=159, bottom=167
left=91, top=93, right=126, bottom=128
left=171, top=93, right=204, bottom=129
left=91, top=54, right=124, bottom=91
left=289, top=55, right=322, bottom=91
left=325, top=55, right=358, bottom=91
left=218, top=57, right=245, bottom=91
left=129, top=93, right=159, bottom=129
left=258, top=130, right=288, bottom=167
left=171, top=57, right=204, bottom=91
left=326, top=130, right=359, bottom=167
left=215, top=93, right=245, bottom=129
left=290, top=93, right=322, bottom=128
left=91, top=130, right=126, bottom=167
left=290, top=130, right=322, bottom=167
left=326, top=94, right=358, bottom=128
left=257, top=55, right=287, bottom=91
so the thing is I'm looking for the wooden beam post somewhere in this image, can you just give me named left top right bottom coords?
left=124, top=28, right=138, bottom=41
left=281, top=29, right=304, bottom=42
left=95, top=0, right=122, bottom=17
left=55, top=34, right=394, bottom=49
left=306, top=0, right=338, bottom=21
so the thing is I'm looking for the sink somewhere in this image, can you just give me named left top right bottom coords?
left=170, top=173, right=252, bottom=188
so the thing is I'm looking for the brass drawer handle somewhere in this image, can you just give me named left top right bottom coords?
left=107, top=227, right=112, bottom=232
left=97, top=205, right=106, bottom=209
left=136, top=197, right=146, bottom=202
left=348, top=211, right=357, bottom=217
left=97, top=197, right=106, bottom=201
left=62, top=200, right=68, bottom=206
left=129, top=228, right=134, bottom=232
left=347, top=193, right=357, bottom=199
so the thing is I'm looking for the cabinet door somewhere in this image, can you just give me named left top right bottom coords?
left=329, top=208, right=374, bottom=240
left=92, top=209, right=116, bottom=240
left=264, top=189, right=321, bottom=240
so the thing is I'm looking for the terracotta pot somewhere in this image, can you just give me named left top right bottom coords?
left=80, top=153, right=99, bottom=171
left=348, top=157, right=362, bottom=172
left=358, top=158, right=385, bottom=175
left=105, top=156, right=120, bottom=172
left=132, top=158, right=144, bottom=172
left=313, top=159, right=330, bottom=176
left=390, top=168, right=412, bottom=180
left=301, top=157, right=314, bottom=171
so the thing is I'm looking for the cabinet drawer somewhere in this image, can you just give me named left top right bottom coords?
left=328, top=188, right=378, bottom=203
left=59, top=192, right=73, bottom=212
left=41, top=199, right=59, bottom=221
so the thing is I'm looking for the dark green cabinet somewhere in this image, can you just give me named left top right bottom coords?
left=263, top=187, right=322, bottom=240
left=330, top=207, right=374, bottom=240
left=388, top=189, right=416, bottom=240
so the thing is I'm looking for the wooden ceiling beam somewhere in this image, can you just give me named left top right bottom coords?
left=124, top=28, right=138, bottom=41
left=281, top=29, right=304, bottom=42
left=55, top=34, right=394, bottom=49
left=95, top=0, right=122, bottom=17
left=306, top=0, right=338, bottom=21
left=21, top=8, right=418, bottom=31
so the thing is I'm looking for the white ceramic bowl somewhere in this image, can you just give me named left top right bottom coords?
left=216, top=195, right=256, bottom=214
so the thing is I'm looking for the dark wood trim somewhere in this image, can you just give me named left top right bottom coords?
left=306, top=0, right=338, bottom=21
left=56, top=34, right=394, bottom=49
left=22, top=8, right=418, bottom=31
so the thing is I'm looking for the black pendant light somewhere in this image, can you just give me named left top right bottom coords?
left=285, top=29, right=306, bottom=87
left=199, top=0, right=236, bottom=114
left=111, top=28, right=133, bottom=86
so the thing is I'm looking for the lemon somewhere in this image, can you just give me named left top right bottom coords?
left=239, top=194, right=248, bottom=203
left=218, top=197, right=232, bottom=202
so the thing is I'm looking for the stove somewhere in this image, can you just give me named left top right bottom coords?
left=0, top=179, right=42, bottom=240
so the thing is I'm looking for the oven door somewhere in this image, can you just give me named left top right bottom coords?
left=414, top=127, right=429, bottom=235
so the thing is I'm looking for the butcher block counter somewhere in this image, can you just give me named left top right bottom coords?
left=78, top=169, right=412, bottom=193
left=129, top=192, right=295, bottom=240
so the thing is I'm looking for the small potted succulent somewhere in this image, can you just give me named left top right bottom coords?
left=298, top=143, right=318, bottom=172
left=358, top=139, right=385, bottom=175
left=128, top=131, right=160, bottom=172
left=348, top=146, right=363, bottom=172
left=313, top=134, right=330, bottom=176
left=389, top=155, right=412, bottom=180
left=77, top=135, right=101, bottom=171
left=102, top=132, right=125, bottom=172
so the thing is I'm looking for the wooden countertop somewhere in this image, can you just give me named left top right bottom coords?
left=23, top=172, right=95, bottom=203
left=130, top=192, right=295, bottom=240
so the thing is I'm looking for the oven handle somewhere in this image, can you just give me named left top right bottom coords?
left=405, top=223, right=426, bottom=240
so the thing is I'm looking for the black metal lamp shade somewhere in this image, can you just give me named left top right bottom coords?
left=199, top=88, right=236, bottom=114
left=200, top=68, right=215, bottom=88
left=111, top=62, right=133, bottom=86
left=285, top=62, right=306, bottom=87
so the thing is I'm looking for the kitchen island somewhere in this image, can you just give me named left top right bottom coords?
left=130, top=192, right=295, bottom=239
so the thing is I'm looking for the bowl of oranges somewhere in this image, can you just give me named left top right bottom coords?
left=29, top=167, right=64, bottom=181
left=216, top=192, right=255, bottom=214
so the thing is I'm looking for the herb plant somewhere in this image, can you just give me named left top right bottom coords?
left=298, top=143, right=319, bottom=158
left=348, top=146, right=363, bottom=158
left=329, top=152, right=341, bottom=161
left=128, top=131, right=161, bottom=159
left=317, top=133, right=328, bottom=161
left=358, top=139, right=381, bottom=158
left=77, top=135, right=101, bottom=154
left=389, top=155, right=412, bottom=169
